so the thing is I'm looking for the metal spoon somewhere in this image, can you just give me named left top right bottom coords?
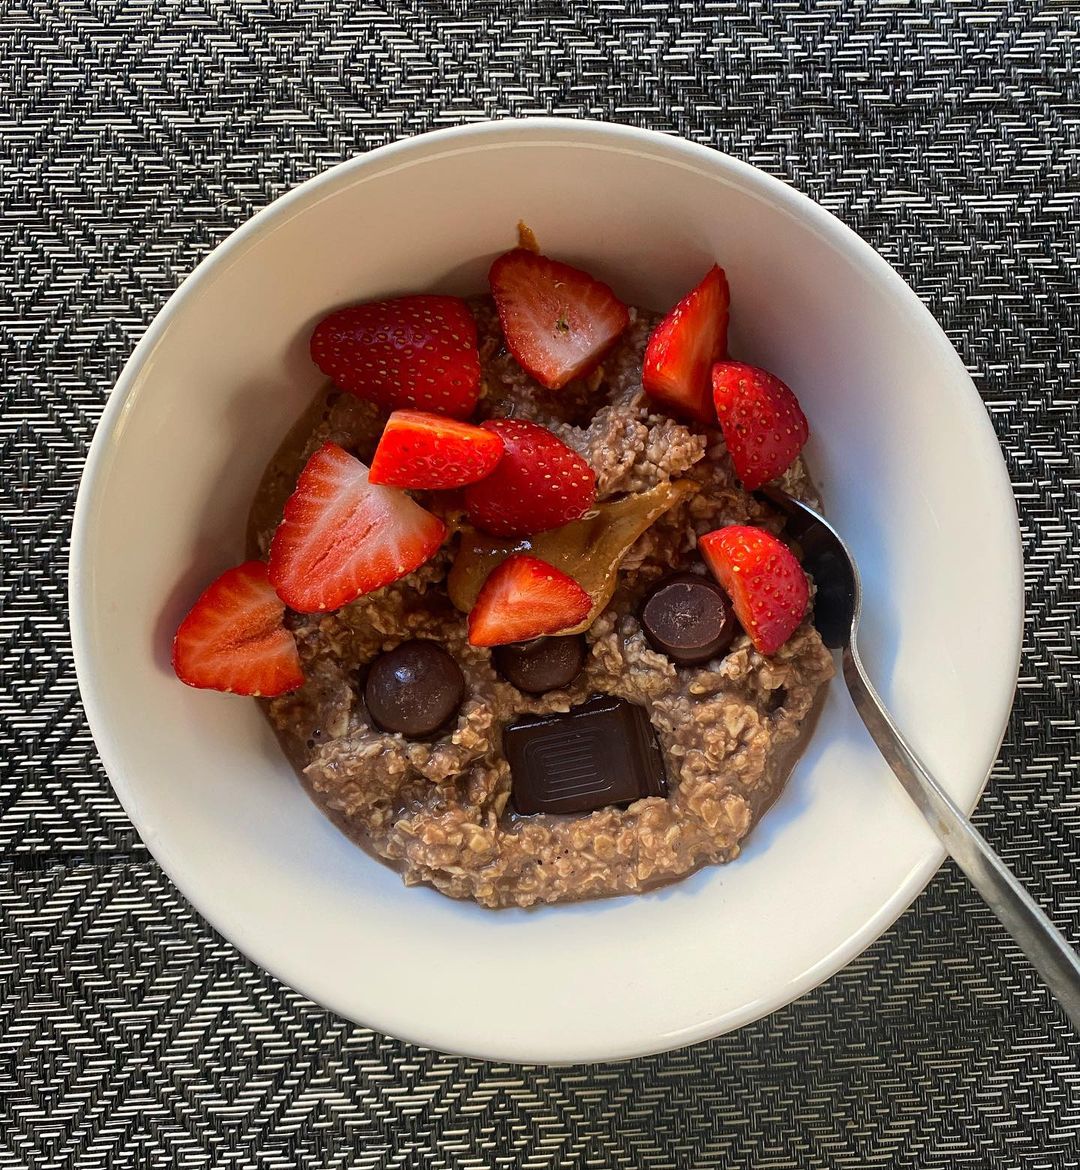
left=764, top=486, right=1080, bottom=1028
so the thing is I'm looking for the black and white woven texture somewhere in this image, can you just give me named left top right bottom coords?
left=3, top=0, right=1079, bottom=1166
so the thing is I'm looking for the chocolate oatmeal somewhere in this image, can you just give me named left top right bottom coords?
left=246, top=301, right=834, bottom=909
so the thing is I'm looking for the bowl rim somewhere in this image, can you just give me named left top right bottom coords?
left=70, top=117, right=1024, bottom=1062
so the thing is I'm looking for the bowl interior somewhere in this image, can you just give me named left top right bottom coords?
left=71, top=121, right=1022, bottom=1063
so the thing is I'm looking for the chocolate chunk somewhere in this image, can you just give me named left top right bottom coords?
left=504, top=695, right=667, bottom=816
left=640, top=572, right=736, bottom=665
left=494, top=635, right=587, bottom=694
left=364, top=640, right=465, bottom=738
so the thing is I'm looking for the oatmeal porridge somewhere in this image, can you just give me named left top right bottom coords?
left=172, top=246, right=834, bottom=909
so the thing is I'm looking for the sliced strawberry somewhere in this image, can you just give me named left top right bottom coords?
left=642, top=265, right=730, bottom=423
left=172, top=561, right=303, bottom=696
left=698, top=526, right=808, bottom=655
left=489, top=249, right=630, bottom=390
left=463, top=418, right=597, bottom=538
left=310, top=295, right=481, bottom=419
left=368, top=409, right=504, bottom=490
left=711, top=361, right=809, bottom=491
left=268, top=442, right=446, bottom=613
left=468, top=554, right=592, bottom=647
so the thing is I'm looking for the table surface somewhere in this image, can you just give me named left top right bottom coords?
left=3, top=1, right=1079, bottom=1166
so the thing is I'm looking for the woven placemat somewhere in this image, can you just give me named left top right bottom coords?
left=2, top=1, right=1079, bottom=1166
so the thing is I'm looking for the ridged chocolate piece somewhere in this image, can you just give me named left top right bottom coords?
left=504, top=695, right=667, bottom=816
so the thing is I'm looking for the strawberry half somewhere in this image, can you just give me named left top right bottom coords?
left=698, top=526, right=809, bottom=656
left=489, top=249, right=630, bottom=390
left=368, top=410, right=504, bottom=490
left=711, top=361, right=809, bottom=491
left=468, top=554, right=592, bottom=647
left=642, top=265, right=730, bottom=424
left=310, top=295, right=481, bottom=419
left=463, top=418, right=597, bottom=538
left=172, top=561, right=303, bottom=696
left=268, top=442, right=446, bottom=613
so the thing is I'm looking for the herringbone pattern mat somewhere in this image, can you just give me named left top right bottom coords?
left=2, top=0, right=1079, bottom=1165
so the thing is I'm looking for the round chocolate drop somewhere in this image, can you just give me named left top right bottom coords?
left=640, top=572, right=736, bottom=665
left=494, top=634, right=587, bottom=695
left=364, top=640, right=465, bottom=737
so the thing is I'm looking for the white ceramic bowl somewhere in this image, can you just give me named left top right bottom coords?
left=70, top=119, right=1023, bottom=1064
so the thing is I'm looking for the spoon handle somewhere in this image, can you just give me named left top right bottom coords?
left=843, top=644, right=1080, bottom=1030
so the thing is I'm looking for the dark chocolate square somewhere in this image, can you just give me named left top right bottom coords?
left=504, top=695, right=668, bottom=816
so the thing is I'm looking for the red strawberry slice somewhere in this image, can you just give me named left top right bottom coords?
left=172, top=561, right=303, bottom=696
left=463, top=418, right=597, bottom=537
left=268, top=442, right=446, bottom=613
left=642, top=265, right=730, bottom=423
left=310, top=295, right=481, bottom=419
left=698, top=526, right=809, bottom=655
left=711, top=361, right=809, bottom=491
left=489, top=249, right=630, bottom=390
left=368, top=409, right=504, bottom=490
left=468, top=554, right=592, bottom=647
